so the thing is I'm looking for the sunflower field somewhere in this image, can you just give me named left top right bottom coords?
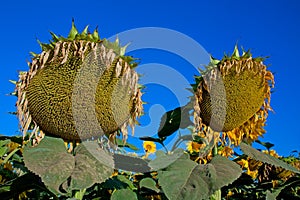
left=0, top=22, right=299, bottom=200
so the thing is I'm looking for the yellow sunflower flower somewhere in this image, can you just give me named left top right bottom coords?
left=193, top=46, right=274, bottom=151
left=247, top=168, right=258, bottom=179
left=143, top=141, right=156, bottom=154
left=186, top=141, right=205, bottom=153
left=218, top=146, right=234, bottom=157
left=262, top=149, right=280, bottom=158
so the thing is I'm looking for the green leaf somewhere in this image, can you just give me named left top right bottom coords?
left=266, top=180, right=299, bottom=200
left=69, top=141, right=114, bottom=190
left=139, top=136, right=165, bottom=143
left=113, top=153, right=150, bottom=173
left=0, top=146, right=8, bottom=157
left=255, top=140, right=274, bottom=150
left=139, top=177, right=159, bottom=193
left=157, top=154, right=242, bottom=200
left=111, top=189, right=138, bottom=200
left=149, top=149, right=185, bottom=171
left=23, top=136, right=75, bottom=195
left=0, top=139, right=11, bottom=147
left=240, top=143, right=300, bottom=174
left=157, top=104, right=193, bottom=139
left=102, top=175, right=136, bottom=190
left=209, top=156, right=242, bottom=189
left=116, top=138, right=139, bottom=151
left=115, top=175, right=137, bottom=190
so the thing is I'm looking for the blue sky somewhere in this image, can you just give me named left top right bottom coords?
left=0, top=0, right=299, bottom=156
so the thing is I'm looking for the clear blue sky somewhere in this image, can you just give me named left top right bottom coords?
left=0, top=0, right=299, bottom=156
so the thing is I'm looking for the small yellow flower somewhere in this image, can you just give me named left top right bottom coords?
left=237, top=159, right=249, bottom=169
left=143, top=141, right=156, bottom=154
left=186, top=141, right=205, bottom=153
left=218, top=146, right=234, bottom=157
left=262, top=149, right=280, bottom=158
left=247, top=168, right=258, bottom=179
left=227, top=190, right=234, bottom=198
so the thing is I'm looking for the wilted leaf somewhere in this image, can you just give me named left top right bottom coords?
left=139, top=177, right=160, bottom=193
left=69, top=141, right=114, bottom=190
left=23, top=136, right=75, bottom=195
left=149, top=148, right=185, bottom=171
left=111, top=189, right=138, bottom=200
left=157, top=154, right=242, bottom=200
left=240, top=143, right=300, bottom=174
left=113, top=153, right=150, bottom=173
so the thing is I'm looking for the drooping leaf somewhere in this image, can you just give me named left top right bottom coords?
left=149, top=148, right=185, bottom=171
left=255, top=140, right=274, bottom=150
left=157, top=154, right=242, bottom=200
left=111, top=189, right=138, bottom=200
left=113, top=153, right=150, bottom=173
left=240, top=143, right=300, bottom=174
left=23, top=136, right=75, bottom=195
left=139, top=136, right=165, bottom=143
left=139, top=177, right=160, bottom=193
left=69, top=141, right=114, bottom=190
left=157, top=104, right=193, bottom=139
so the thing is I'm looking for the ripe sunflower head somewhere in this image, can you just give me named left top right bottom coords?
left=14, top=21, right=143, bottom=143
left=193, top=46, right=274, bottom=146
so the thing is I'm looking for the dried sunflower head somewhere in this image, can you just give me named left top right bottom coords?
left=14, top=21, right=143, bottom=143
left=193, top=46, right=274, bottom=146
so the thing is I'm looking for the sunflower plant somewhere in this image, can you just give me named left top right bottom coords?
left=1, top=22, right=300, bottom=200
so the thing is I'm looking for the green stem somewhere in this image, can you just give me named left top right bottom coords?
left=3, top=148, right=19, bottom=164
left=212, top=145, right=218, bottom=157
left=74, top=188, right=86, bottom=200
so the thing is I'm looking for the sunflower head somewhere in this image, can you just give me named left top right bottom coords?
left=193, top=46, right=274, bottom=146
left=14, top=21, right=143, bottom=143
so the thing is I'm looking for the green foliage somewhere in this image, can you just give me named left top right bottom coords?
left=152, top=151, right=241, bottom=200
left=111, top=189, right=138, bottom=200
left=23, top=137, right=75, bottom=195
left=240, top=143, right=300, bottom=174
left=23, top=137, right=114, bottom=196
left=139, top=177, right=160, bottom=193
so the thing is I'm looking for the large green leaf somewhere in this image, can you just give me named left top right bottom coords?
left=23, top=136, right=75, bottom=195
left=113, top=153, right=150, bottom=173
left=111, top=189, right=138, bottom=200
left=240, top=143, right=300, bottom=174
left=157, top=154, right=242, bottom=200
left=69, top=141, right=114, bottom=190
left=210, top=155, right=243, bottom=189
left=149, top=149, right=185, bottom=171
